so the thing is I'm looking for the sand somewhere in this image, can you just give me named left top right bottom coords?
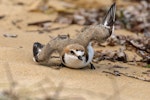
left=0, top=0, right=150, bottom=100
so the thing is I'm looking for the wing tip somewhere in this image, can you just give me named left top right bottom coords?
left=102, top=2, right=116, bottom=35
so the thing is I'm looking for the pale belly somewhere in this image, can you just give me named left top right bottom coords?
left=62, top=42, right=94, bottom=69
left=63, top=55, right=87, bottom=68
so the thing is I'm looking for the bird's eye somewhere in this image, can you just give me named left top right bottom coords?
left=70, top=50, right=75, bottom=55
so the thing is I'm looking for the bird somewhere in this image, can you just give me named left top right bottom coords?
left=59, top=3, right=116, bottom=69
left=61, top=42, right=95, bottom=69
left=33, top=42, right=95, bottom=69
left=32, top=3, right=116, bottom=69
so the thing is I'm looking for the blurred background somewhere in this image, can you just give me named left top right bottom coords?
left=27, top=0, right=150, bottom=34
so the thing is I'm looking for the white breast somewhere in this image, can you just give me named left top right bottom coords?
left=63, top=54, right=86, bottom=68
left=62, top=42, right=94, bottom=69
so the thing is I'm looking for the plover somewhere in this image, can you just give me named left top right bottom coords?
left=61, top=43, right=95, bottom=69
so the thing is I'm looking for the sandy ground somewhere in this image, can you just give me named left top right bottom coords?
left=0, top=0, right=150, bottom=100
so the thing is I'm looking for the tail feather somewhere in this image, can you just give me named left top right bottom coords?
left=102, top=3, right=116, bottom=35
left=33, top=42, right=44, bottom=62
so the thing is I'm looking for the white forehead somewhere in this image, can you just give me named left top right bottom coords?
left=73, top=50, right=84, bottom=56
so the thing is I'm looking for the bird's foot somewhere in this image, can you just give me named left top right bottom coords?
left=90, top=63, right=95, bottom=69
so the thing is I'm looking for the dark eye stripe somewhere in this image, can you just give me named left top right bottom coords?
left=76, top=49, right=84, bottom=52
left=70, top=50, right=75, bottom=55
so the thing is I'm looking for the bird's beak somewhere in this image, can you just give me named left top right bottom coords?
left=78, top=56, right=83, bottom=61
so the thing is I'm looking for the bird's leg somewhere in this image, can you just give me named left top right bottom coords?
left=90, top=63, right=95, bottom=69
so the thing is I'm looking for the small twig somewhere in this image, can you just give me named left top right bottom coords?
left=27, top=20, right=52, bottom=26
left=103, top=70, right=150, bottom=82
left=26, top=26, right=69, bottom=33
left=120, top=73, right=150, bottom=82
left=103, top=70, right=121, bottom=76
